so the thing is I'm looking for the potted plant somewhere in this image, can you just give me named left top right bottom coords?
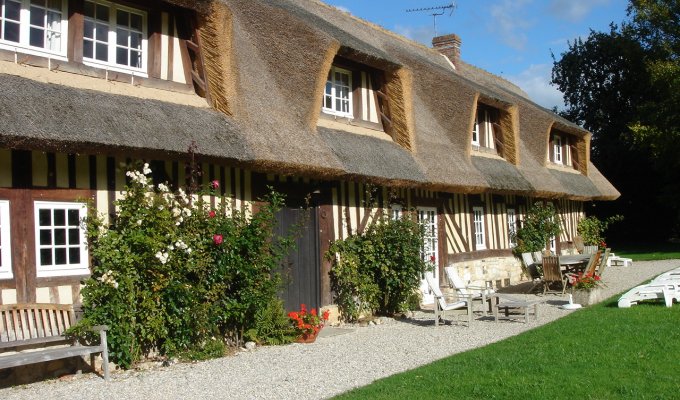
left=568, top=272, right=605, bottom=306
left=288, top=304, right=330, bottom=343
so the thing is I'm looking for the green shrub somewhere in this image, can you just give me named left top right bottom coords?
left=327, top=216, right=427, bottom=321
left=512, top=202, right=562, bottom=255
left=577, top=215, right=624, bottom=246
left=70, top=165, right=295, bottom=368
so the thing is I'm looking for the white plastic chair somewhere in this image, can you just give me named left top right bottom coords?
left=444, top=266, right=494, bottom=316
left=425, top=275, right=472, bottom=327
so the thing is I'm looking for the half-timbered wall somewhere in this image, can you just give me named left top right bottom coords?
left=0, top=149, right=252, bottom=306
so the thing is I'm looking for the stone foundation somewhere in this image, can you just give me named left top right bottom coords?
left=447, top=256, right=524, bottom=289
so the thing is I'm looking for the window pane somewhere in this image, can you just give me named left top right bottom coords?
left=54, top=228, right=66, bottom=245
left=38, top=209, right=51, bottom=226
left=4, top=22, right=20, bottom=42
left=325, top=81, right=332, bottom=96
left=324, top=95, right=332, bottom=109
left=95, top=42, right=107, bottom=61
left=130, top=50, right=141, bottom=68
left=95, top=4, right=108, bottom=21
left=68, top=248, right=80, bottom=264
left=130, top=32, right=141, bottom=50
left=84, top=1, right=94, bottom=18
left=55, top=248, right=67, bottom=265
left=30, top=27, right=45, bottom=48
left=116, top=28, right=127, bottom=46
left=68, top=228, right=79, bottom=244
left=5, top=1, right=21, bottom=21
left=130, top=13, right=142, bottom=31
left=116, top=10, right=128, bottom=27
left=95, top=22, right=108, bottom=42
left=39, top=229, right=52, bottom=245
left=83, top=40, right=93, bottom=58
left=68, top=209, right=79, bottom=226
left=84, top=20, right=94, bottom=38
left=30, top=0, right=47, bottom=7
left=47, top=10, right=60, bottom=29
left=30, top=7, right=45, bottom=27
left=47, top=0, right=61, bottom=11
left=40, top=249, right=52, bottom=266
left=116, top=47, right=128, bottom=66
left=54, top=209, right=65, bottom=226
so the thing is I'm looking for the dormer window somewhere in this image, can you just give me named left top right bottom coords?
left=83, top=1, right=146, bottom=73
left=550, top=128, right=581, bottom=171
left=319, top=55, right=397, bottom=139
left=472, top=103, right=503, bottom=157
left=323, top=65, right=353, bottom=118
left=0, top=0, right=68, bottom=56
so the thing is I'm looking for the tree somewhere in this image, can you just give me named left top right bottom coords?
left=551, top=1, right=680, bottom=241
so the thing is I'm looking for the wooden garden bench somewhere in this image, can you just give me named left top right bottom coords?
left=0, top=304, right=109, bottom=381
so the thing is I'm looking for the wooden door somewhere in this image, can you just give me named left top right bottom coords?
left=274, top=207, right=320, bottom=312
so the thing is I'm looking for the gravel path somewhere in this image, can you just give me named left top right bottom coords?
left=3, top=260, right=678, bottom=399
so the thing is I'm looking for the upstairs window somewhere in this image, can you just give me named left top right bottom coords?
left=549, top=129, right=580, bottom=171
left=0, top=200, right=11, bottom=280
left=83, top=0, right=146, bottom=72
left=0, top=0, right=67, bottom=56
left=472, top=104, right=503, bottom=157
left=323, top=65, right=353, bottom=118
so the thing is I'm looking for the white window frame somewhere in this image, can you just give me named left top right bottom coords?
left=322, top=65, right=353, bottom=118
left=0, top=200, right=12, bottom=280
left=82, top=0, right=148, bottom=76
left=472, top=109, right=480, bottom=146
left=553, top=135, right=563, bottom=164
left=390, top=204, right=402, bottom=221
left=0, top=0, right=69, bottom=59
left=34, top=201, right=89, bottom=278
left=473, top=206, right=486, bottom=250
left=507, top=208, right=516, bottom=248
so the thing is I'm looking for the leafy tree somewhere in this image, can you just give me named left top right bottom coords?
left=552, top=1, right=680, bottom=241
left=512, top=203, right=561, bottom=255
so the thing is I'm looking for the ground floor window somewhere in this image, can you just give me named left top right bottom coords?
left=507, top=208, right=517, bottom=248
left=473, top=206, right=486, bottom=250
left=0, top=200, right=11, bottom=279
left=34, top=201, right=88, bottom=277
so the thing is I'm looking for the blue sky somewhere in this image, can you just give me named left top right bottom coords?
left=325, top=0, right=629, bottom=109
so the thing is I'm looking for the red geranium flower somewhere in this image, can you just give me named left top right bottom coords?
left=209, top=210, right=216, bottom=218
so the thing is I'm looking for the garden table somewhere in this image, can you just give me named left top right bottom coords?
left=560, top=254, right=590, bottom=273
left=490, top=294, right=544, bottom=324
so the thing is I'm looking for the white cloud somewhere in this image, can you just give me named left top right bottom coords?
left=333, top=5, right=350, bottom=14
left=394, top=24, right=435, bottom=46
left=506, top=64, right=564, bottom=110
left=547, top=0, right=610, bottom=22
left=488, top=0, right=534, bottom=50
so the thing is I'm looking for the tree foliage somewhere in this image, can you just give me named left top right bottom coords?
left=552, top=0, right=680, bottom=241
left=512, top=203, right=562, bottom=255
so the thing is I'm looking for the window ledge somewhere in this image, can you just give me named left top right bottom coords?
left=547, top=162, right=582, bottom=174
left=317, top=114, right=391, bottom=141
left=471, top=147, right=504, bottom=161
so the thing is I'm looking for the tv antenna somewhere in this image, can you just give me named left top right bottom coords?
left=406, top=2, right=456, bottom=36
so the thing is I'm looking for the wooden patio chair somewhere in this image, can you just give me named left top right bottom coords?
left=584, top=251, right=602, bottom=276
left=521, top=253, right=543, bottom=293
left=542, top=256, right=568, bottom=295
left=532, top=251, right=543, bottom=264
left=444, top=267, right=494, bottom=316
left=425, top=275, right=472, bottom=327
left=573, top=235, right=585, bottom=254
left=583, top=245, right=599, bottom=255
left=597, top=248, right=611, bottom=277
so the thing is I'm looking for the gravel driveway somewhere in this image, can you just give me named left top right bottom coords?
left=2, top=260, right=678, bottom=400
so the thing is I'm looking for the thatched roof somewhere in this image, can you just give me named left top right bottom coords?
left=0, top=0, right=620, bottom=201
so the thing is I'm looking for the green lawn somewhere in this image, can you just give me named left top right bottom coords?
left=615, top=242, right=680, bottom=261
left=334, top=298, right=680, bottom=399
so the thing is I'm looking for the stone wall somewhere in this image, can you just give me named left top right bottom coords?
left=447, top=256, right=524, bottom=289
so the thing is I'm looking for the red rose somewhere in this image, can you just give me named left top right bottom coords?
left=209, top=210, right=216, bottom=218
left=211, top=180, right=220, bottom=189
left=213, top=234, right=223, bottom=245
left=430, top=255, right=436, bottom=262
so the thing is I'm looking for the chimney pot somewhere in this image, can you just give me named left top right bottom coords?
left=432, top=34, right=461, bottom=68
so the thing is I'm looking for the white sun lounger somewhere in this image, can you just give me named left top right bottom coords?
left=618, top=282, right=680, bottom=308
left=651, top=268, right=680, bottom=283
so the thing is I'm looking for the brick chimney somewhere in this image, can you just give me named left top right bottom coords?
left=432, top=34, right=461, bottom=69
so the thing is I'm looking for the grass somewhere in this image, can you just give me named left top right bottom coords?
left=614, top=242, right=680, bottom=261
left=334, top=298, right=680, bottom=400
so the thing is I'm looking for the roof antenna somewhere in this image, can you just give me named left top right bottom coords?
left=406, top=2, right=456, bottom=37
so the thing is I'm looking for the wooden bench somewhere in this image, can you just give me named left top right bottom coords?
left=0, top=304, right=109, bottom=381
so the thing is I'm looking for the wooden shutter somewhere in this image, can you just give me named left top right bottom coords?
left=569, top=141, right=580, bottom=171
left=372, top=73, right=394, bottom=139
left=492, top=122, right=504, bottom=158
left=176, top=14, right=210, bottom=102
